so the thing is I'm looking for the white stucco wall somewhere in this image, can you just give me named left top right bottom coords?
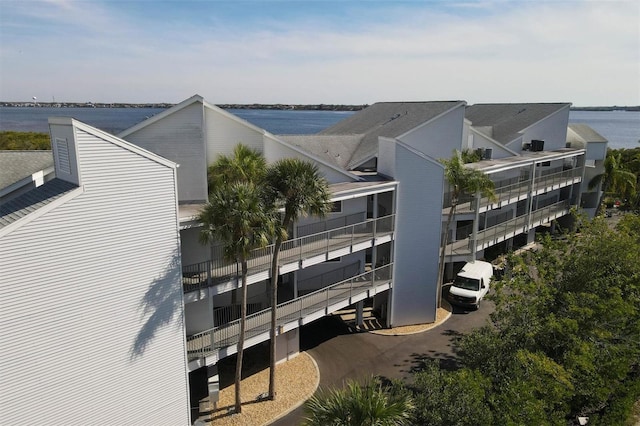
left=387, top=142, right=444, bottom=326
left=204, top=104, right=266, bottom=162
left=397, top=104, right=466, bottom=161
left=510, top=107, right=571, bottom=151
left=180, top=226, right=210, bottom=266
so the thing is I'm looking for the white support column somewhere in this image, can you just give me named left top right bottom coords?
left=372, top=194, right=378, bottom=267
left=355, top=300, right=364, bottom=327
left=526, top=162, right=537, bottom=231
left=207, top=365, right=219, bottom=411
left=208, top=288, right=215, bottom=328
left=470, top=191, right=481, bottom=261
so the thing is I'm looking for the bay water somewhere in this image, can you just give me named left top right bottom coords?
left=0, top=106, right=637, bottom=150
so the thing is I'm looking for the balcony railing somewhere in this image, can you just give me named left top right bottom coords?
left=473, top=200, right=569, bottom=250
left=186, top=263, right=394, bottom=360
left=182, top=214, right=395, bottom=293
left=297, top=261, right=362, bottom=294
left=296, top=212, right=365, bottom=237
left=444, top=200, right=570, bottom=256
left=445, top=166, right=582, bottom=213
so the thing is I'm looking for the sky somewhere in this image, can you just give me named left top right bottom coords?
left=0, top=0, right=638, bottom=106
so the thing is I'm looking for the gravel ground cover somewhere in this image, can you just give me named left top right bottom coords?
left=202, top=352, right=318, bottom=426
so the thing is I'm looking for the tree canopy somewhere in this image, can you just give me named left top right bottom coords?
left=395, top=214, right=640, bottom=425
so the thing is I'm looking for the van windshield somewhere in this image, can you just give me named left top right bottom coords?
left=453, top=276, right=480, bottom=291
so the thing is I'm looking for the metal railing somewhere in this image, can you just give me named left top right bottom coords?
left=444, top=200, right=570, bottom=256
left=185, top=263, right=394, bottom=360
left=296, top=212, right=365, bottom=237
left=446, top=166, right=582, bottom=213
left=473, top=200, right=570, bottom=250
left=182, top=214, right=395, bottom=293
left=297, top=261, right=362, bottom=294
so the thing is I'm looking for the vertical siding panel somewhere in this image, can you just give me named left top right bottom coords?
left=0, top=124, right=190, bottom=425
left=121, top=102, right=207, bottom=203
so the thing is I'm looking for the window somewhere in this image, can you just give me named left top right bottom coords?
left=330, top=201, right=342, bottom=213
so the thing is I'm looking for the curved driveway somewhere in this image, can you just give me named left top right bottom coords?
left=271, top=300, right=494, bottom=425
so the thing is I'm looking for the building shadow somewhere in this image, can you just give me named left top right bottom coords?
left=300, top=315, right=351, bottom=351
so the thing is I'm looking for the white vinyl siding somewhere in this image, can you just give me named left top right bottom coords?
left=0, top=126, right=190, bottom=425
left=121, top=101, right=207, bottom=203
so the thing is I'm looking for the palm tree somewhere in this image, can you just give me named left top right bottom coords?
left=198, top=182, right=275, bottom=414
left=207, top=144, right=267, bottom=191
left=438, top=150, right=496, bottom=307
left=207, top=144, right=268, bottom=302
left=303, top=377, right=414, bottom=426
left=200, top=144, right=273, bottom=414
left=589, top=150, right=636, bottom=216
left=264, top=158, right=331, bottom=400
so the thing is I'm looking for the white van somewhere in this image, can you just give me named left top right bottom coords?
left=446, top=260, right=493, bottom=309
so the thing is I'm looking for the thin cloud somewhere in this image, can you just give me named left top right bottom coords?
left=1, top=0, right=638, bottom=105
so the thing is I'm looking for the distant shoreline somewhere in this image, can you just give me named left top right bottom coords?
left=0, top=102, right=367, bottom=111
left=1, top=102, right=638, bottom=112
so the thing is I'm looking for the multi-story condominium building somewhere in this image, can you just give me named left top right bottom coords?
left=0, top=96, right=606, bottom=424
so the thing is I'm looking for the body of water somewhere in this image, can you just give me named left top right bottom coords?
left=0, top=106, right=637, bottom=149
left=569, top=110, right=639, bottom=150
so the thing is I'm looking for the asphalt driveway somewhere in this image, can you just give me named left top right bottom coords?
left=270, top=297, right=495, bottom=425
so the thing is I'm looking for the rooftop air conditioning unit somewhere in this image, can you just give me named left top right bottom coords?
left=531, top=139, right=545, bottom=152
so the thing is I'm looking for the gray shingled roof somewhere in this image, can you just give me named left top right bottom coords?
left=465, top=103, right=571, bottom=145
left=319, top=101, right=465, bottom=169
left=278, top=135, right=364, bottom=170
left=0, top=178, right=78, bottom=228
left=567, top=123, right=608, bottom=144
left=0, top=150, right=54, bottom=189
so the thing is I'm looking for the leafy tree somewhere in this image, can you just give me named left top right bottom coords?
left=455, top=214, right=640, bottom=423
left=589, top=150, right=636, bottom=215
left=438, top=150, right=496, bottom=305
left=614, top=147, right=640, bottom=211
left=264, top=158, right=331, bottom=400
left=303, top=377, right=414, bottom=426
left=410, top=360, right=493, bottom=426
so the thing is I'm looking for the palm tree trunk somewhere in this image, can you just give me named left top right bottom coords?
left=595, top=179, right=610, bottom=217
left=437, top=203, right=457, bottom=308
left=235, top=259, right=248, bottom=414
left=268, top=237, right=283, bottom=400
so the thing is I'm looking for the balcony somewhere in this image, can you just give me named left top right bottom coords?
left=444, top=166, right=582, bottom=214
left=445, top=200, right=570, bottom=257
left=182, top=214, right=395, bottom=294
left=186, top=264, right=393, bottom=362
